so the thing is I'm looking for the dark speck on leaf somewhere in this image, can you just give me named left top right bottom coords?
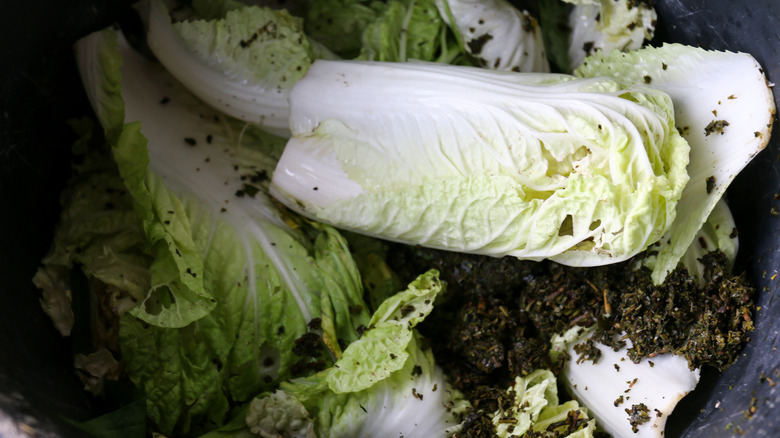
left=582, top=41, right=595, bottom=55
left=308, top=318, right=322, bottom=331
left=626, top=403, right=651, bottom=433
left=467, top=33, right=493, bottom=56
left=250, top=170, right=269, bottom=183
left=521, top=14, right=534, bottom=33
left=706, top=175, right=716, bottom=194
left=239, top=32, right=259, bottom=48
left=242, top=184, right=260, bottom=198
left=574, top=339, right=601, bottom=364
left=184, top=137, right=197, bottom=146
left=705, top=120, right=730, bottom=136
left=292, top=332, right=323, bottom=358
left=160, top=96, right=170, bottom=104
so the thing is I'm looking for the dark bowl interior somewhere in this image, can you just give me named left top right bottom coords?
left=1, top=0, right=778, bottom=436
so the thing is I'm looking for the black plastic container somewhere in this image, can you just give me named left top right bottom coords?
left=1, top=1, right=778, bottom=436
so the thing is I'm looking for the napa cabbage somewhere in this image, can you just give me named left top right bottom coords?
left=575, top=44, right=775, bottom=283
left=271, top=60, right=690, bottom=267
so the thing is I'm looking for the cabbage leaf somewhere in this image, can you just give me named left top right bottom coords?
left=357, top=0, right=453, bottom=63
left=547, top=0, right=657, bottom=72
left=145, top=0, right=320, bottom=137
left=491, top=369, right=595, bottom=438
left=551, top=327, right=700, bottom=438
left=74, top=27, right=370, bottom=435
left=200, top=270, right=468, bottom=438
left=436, top=0, right=550, bottom=72
left=576, top=44, right=775, bottom=283
left=271, top=60, right=690, bottom=266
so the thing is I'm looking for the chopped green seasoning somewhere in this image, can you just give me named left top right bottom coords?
left=704, top=119, right=730, bottom=136
left=625, top=403, right=651, bottom=432
left=386, top=244, right=755, bottom=436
